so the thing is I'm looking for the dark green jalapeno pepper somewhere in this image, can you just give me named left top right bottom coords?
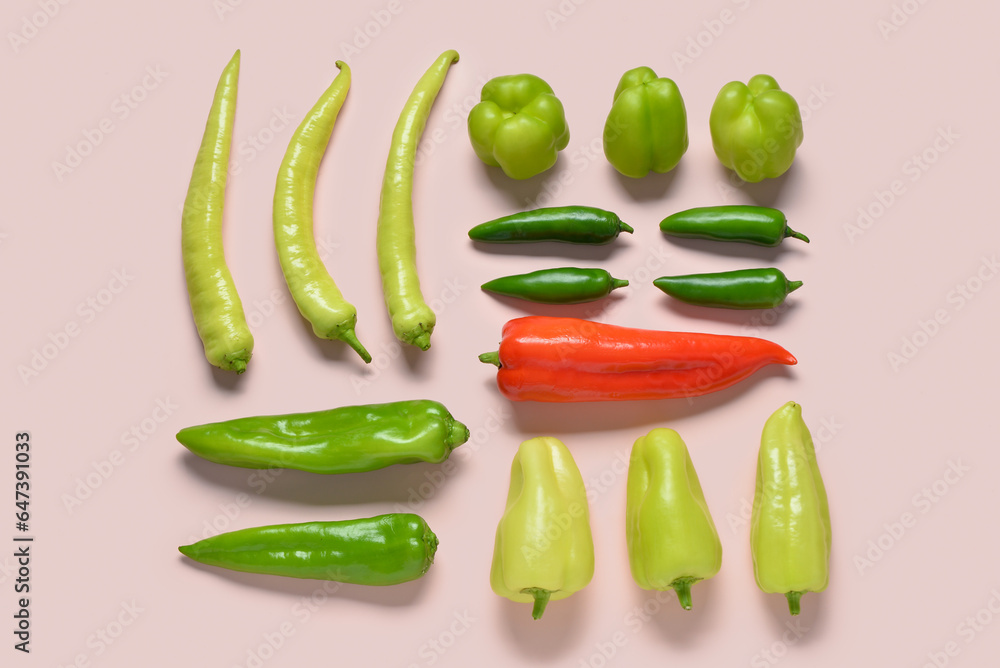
left=659, top=205, right=808, bottom=246
left=176, top=400, right=469, bottom=474
left=482, top=267, right=629, bottom=304
left=469, top=206, right=633, bottom=244
left=178, top=514, right=437, bottom=585
left=654, top=268, right=802, bottom=309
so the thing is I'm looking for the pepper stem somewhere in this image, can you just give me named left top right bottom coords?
left=523, top=588, right=551, bottom=620
left=785, top=591, right=803, bottom=616
left=448, top=420, right=470, bottom=449
left=787, top=280, right=804, bottom=293
left=618, top=221, right=634, bottom=235
left=478, top=351, right=501, bottom=367
left=670, top=577, right=698, bottom=610
left=784, top=226, right=810, bottom=243
left=339, top=328, right=372, bottom=364
left=610, top=278, right=630, bottom=291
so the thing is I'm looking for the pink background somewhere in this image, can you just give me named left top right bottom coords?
left=3, top=0, right=999, bottom=666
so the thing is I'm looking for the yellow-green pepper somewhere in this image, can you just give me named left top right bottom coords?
left=603, top=66, right=688, bottom=178
left=468, top=74, right=569, bottom=180
left=490, top=436, right=594, bottom=619
left=626, top=428, right=721, bottom=610
left=709, top=74, right=803, bottom=183
left=751, top=401, right=831, bottom=615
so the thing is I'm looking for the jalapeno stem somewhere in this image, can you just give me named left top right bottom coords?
left=785, top=227, right=810, bottom=243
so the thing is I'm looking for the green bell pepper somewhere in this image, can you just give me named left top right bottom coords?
left=603, top=66, right=688, bottom=178
left=709, top=74, right=803, bottom=183
left=626, top=428, right=721, bottom=610
left=490, top=436, right=594, bottom=619
left=468, top=74, right=569, bottom=180
left=751, top=402, right=831, bottom=615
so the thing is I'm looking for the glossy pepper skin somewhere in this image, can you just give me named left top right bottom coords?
left=479, top=316, right=796, bottom=402
left=710, top=75, right=803, bottom=183
left=469, top=206, right=632, bottom=245
left=176, top=400, right=469, bottom=474
left=659, top=205, right=809, bottom=246
left=627, top=429, right=721, bottom=610
left=179, top=514, right=437, bottom=585
left=482, top=268, right=628, bottom=305
left=273, top=61, right=370, bottom=363
left=751, top=402, right=831, bottom=615
left=181, top=50, right=254, bottom=373
left=491, top=437, right=594, bottom=619
left=654, top=268, right=802, bottom=310
left=377, top=50, right=459, bottom=351
left=468, top=74, right=570, bottom=179
left=604, top=66, right=688, bottom=178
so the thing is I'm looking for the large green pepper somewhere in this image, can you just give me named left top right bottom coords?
left=626, top=428, right=721, bottom=610
left=751, top=402, right=831, bottom=615
left=490, top=437, right=594, bottom=619
left=176, top=400, right=469, bottom=474
left=603, top=66, right=688, bottom=178
left=178, top=514, right=437, bottom=585
left=468, top=74, right=569, bottom=180
left=709, top=75, right=803, bottom=183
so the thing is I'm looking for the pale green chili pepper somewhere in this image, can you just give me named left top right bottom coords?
left=273, top=61, right=370, bottom=363
left=377, top=50, right=459, bottom=351
left=181, top=50, right=254, bottom=373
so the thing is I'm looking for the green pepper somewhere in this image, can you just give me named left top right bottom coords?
left=482, top=268, right=628, bottom=305
left=653, top=268, right=802, bottom=310
left=659, top=205, right=808, bottom=246
left=490, top=436, right=594, bottom=619
left=176, top=400, right=469, bottom=474
left=751, top=402, right=831, bottom=615
left=468, top=74, right=569, bottom=180
left=626, top=428, right=721, bottom=610
left=469, top=206, right=632, bottom=245
left=603, top=66, right=687, bottom=178
left=179, top=514, right=437, bottom=585
left=710, top=74, right=803, bottom=183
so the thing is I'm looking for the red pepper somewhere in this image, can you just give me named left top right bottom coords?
left=478, top=316, right=796, bottom=402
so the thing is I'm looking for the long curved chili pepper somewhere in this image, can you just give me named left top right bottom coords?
left=273, top=61, right=370, bottom=362
left=479, top=316, right=796, bottom=402
left=377, top=50, right=459, bottom=351
left=181, top=50, right=254, bottom=373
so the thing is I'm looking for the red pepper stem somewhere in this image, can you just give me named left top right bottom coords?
left=784, top=226, right=810, bottom=243
left=478, top=351, right=501, bottom=367
left=523, top=588, right=551, bottom=620
left=786, top=591, right=803, bottom=616
left=670, top=577, right=697, bottom=610
left=787, top=280, right=803, bottom=293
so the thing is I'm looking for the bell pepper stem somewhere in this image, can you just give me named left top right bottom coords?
left=787, top=280, right=803, bottom=293
left=785, top=591, right=803, bottom=616
left=670, top=577, right=698, bottom=610
left=448, top=420, right=470, bottom=449
left=479, top=351, right=501, bottom=368
left=611, top=278, right=630, bottom=290
left=523, top=587, right=551, bottom=620
left=339, top=328, right=372, bottom=364
left=784, top=226, right=810, bottom=243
